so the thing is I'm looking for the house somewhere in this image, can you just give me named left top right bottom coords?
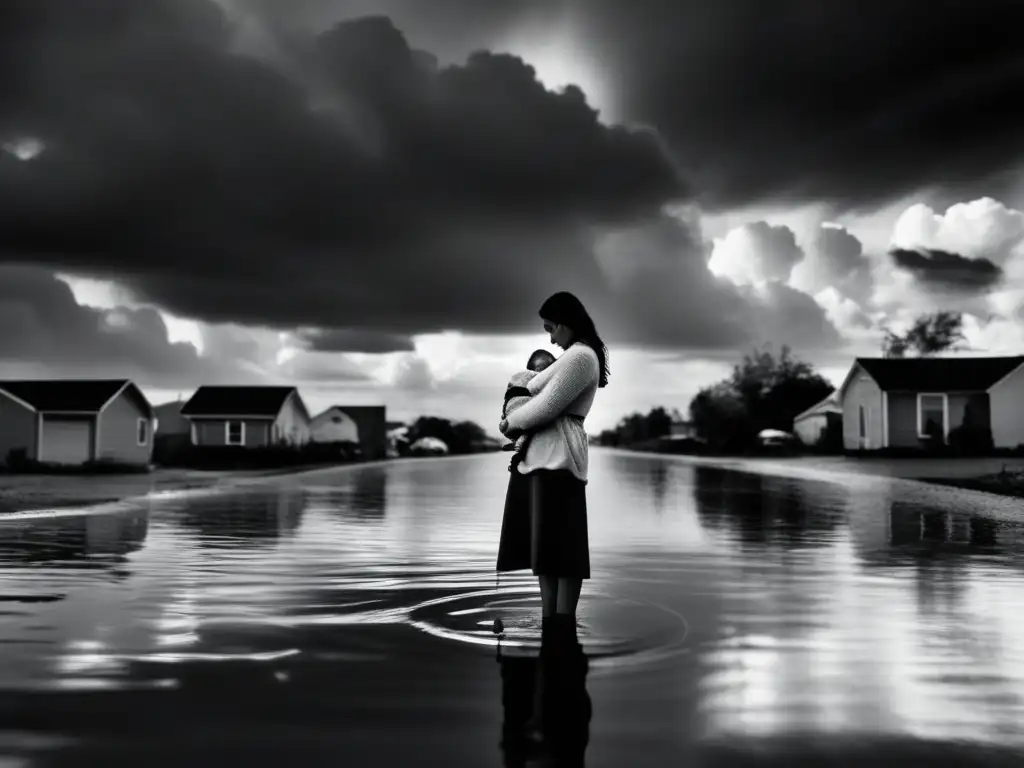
left=0, top=379, right=155, bottom=467
left=836, top=356, right=1024, bottom=451
left=154, top=400, right=189, bottom=435
left=311, top=405, right=387, bottom=459
left=792, top=392, right=842, bottom=446
left=310, top=406, right=361, bottom=444
left=180, top=386, right=312, bottom=448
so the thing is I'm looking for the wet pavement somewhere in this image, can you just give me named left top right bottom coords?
left=1, top=451, right=1024, bottom=766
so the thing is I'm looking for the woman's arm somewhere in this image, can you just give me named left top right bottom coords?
left=524, top=356, right=560, bottom=395
left=504, top=345, right=598, bottom=433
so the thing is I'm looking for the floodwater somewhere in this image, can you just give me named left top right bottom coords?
left=2, top=451, right=1024, bottom=767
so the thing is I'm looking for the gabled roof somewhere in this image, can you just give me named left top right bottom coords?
left=793, top=391, right=841, bottom=421
left=180, top=386, right=296, bottom=418
left=852, top=356, right=1024, bottom=392
left=0, top=379, right=135, bottom=413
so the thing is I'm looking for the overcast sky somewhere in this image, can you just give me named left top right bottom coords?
left=2, top=0, right=1023, bottom=433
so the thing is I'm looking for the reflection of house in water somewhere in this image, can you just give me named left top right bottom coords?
left=174, top=487, right=308, bottom=548
left=888, top=501, right=1000, bottom=552
left=847, top=491, right=1005, bottom=569
left=318, top=467, right=388, bottom=522
left=0, top=509, right=149, bottom=571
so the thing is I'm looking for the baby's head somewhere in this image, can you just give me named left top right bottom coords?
left=527, top=349, right=556, bottom=372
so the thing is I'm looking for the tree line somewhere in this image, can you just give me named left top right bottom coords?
left=596, top=310, right=966, bottom=454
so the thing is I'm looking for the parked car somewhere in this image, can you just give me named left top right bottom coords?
left=409, top=437, right=449, bottom=456
left=758, top=429, right=798, bottom=454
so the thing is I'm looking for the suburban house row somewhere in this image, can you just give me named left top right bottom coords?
left=792, top=355, right=1024, bottom=451
left=0, top=381, right=387, bottom=468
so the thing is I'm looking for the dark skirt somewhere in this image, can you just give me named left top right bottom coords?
left=496, top=468, right=591, bottom=579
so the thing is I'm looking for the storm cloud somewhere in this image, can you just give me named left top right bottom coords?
left=0, top=265, right=260, bottom=386
left=257, top=0, right=1024, bottom=211
left=0, top=0, right=850, bottom=353
left=889, top=247, right=1003, bottom=291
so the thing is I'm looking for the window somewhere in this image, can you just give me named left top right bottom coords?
left=917, top=393, right=947, bottom=439
left=226, top=420, right=245, bottom=446
left=137, top=418, right=149, bottom=446
left=858, top=405, right=866, bottom=438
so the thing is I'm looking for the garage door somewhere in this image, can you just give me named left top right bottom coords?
left=41, top=418, right=93, bottom=465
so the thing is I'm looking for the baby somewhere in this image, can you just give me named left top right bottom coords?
left=501, top=349, right=557, bottom=463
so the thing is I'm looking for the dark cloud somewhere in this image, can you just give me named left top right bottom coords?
left=889, top=247, right=1003, bottom=291
left=0, top=265, right=257, bottom=386
left=0, top=3, right=680, bottom=342
left=277, top=352, right=372, bottom=384
left=802, top=226, right=874, bottom=302
left=0, top=1, right=854, bottom=355
left=253, top=0, right=1024, bottom=211
left=296, top=328, right=415, bottom=353
left=740, top=282, right=844, bottom=353
left=584, top=0, right=1024, bottom=210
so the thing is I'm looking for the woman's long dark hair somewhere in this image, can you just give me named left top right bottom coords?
left=538, top=292, right=609, bottom=388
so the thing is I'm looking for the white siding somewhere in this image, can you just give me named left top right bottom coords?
left=311, top=408, right=361, bottom=443
left=841, top=365, right=886, bottom=451
left=989, top=362, right=1024, bottom=449
left=272, top=391, right=311, bottom=445
left=794, top=413, right=828, bottom=445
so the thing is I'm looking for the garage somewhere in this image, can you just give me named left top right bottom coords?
left=40, top=417, right=94, bottom=465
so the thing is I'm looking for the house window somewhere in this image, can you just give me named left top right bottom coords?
left=917, top=393, right=947, bottom=439
left=137, top=418, right=149, bottom=446
left=226, top=420, right=245, bottom=446
left=858, top=405, right=866, bottom=439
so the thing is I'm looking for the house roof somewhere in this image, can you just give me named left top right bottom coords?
left=0, top=379, right=132, bottom=412
left=793, top=391, right=841, bottom=421
left=181, top=386, right=296, bottom=417
left=854, top=356, right=1024, bottom=392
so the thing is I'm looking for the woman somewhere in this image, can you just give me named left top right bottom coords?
left=497, top=291, right=609, bottom=622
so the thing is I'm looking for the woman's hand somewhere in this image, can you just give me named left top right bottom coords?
left=499, top=420, right=522, bottom=439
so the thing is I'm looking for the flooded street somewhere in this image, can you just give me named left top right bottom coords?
left=2, top=450, right=1024, bottom=766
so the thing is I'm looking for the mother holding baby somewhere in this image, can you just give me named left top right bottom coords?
left=497, top=291, right=609, bottom=624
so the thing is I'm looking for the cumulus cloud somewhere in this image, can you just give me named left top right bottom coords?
left=873, top=198, right=1024, bottom=320
left=707, top=222, right=803, bottom=286
left=790, top=224, right=874, bottom=304
left=891, top=198, right=1024, bottom=265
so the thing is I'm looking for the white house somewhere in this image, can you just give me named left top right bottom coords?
left=835, top=355, right=1024, bottom=451
left=310, top=406, right=361, bottom=444
left=792, top=392, right=841, bottom=446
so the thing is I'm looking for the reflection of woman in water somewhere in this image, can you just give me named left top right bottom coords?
left=498, top=620, right=591, bottom=767
left=497, top=291, right=609, bottom=623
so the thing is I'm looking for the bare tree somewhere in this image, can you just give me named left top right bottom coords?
left=882, top=311, right=965, bottom=358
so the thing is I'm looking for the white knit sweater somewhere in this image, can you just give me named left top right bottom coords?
left=503, top=342, right=600, bottom=482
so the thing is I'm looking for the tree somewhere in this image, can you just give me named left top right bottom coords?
left=597, top=406, right=677, bottom=446
left=882, top=310, right=965, bottom=358
left=405, top=416, right=492, bottom=454
left=689, top=344, right=834, bottom=452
